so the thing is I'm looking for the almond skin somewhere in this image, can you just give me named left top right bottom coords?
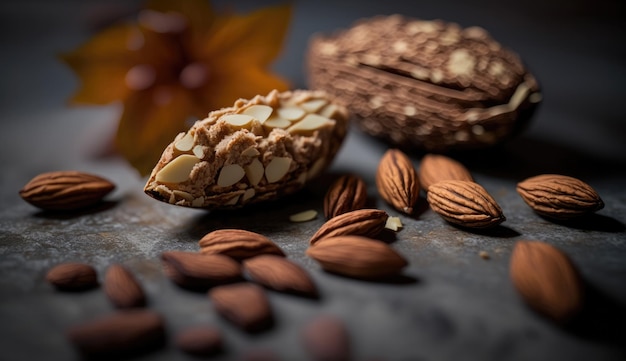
left=243, top=255, right=318, bottom=298
left=19, top=171, right=115, bottom=211
left=418, top=154, right=473, bottom=191
left=509, top=240, right=584, bottom=323
left=516, top=174, right=604, bottom=219
left=323, top=174, right=368, bottom=219
left=375, top=149, right=420, bottom=214
left=175, top=326, right=223, bottom=356
left=66, top=310, right=165, bottom=357
left=427, top=180, right=505, bottom=228
left=161, top=251, right=242, bottom=290
left=104, top=264, right=146, bottom=309
left=306, top=235, right=408, bottom=280
left=209, top=283, right=273, bottom=333
left=46, top=263, right=98, bottom=291
left=198, top=229, right=285, bottom=260
left=309, top=209, right=388, bottom=245
left=301, top=315, right=351, bottom=361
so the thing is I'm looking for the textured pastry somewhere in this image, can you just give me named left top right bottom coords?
left=144, top=90, right=348, bottom=209
left=307, top=15, right=541, bottom=151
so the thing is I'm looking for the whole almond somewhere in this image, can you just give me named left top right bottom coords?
left=418, top=154, right=473, bottom=191
left=243, top=255, right=318, bottom=298
left=301, top=315, right=351, bottom=361
left=324, top=174, right=368, bottom=219
left=376, top=149, right=420, bottom=214
left=104, top=264, right=146, bottom=309
left=427, top=180, right=505, bottom=228
left=306, top=235, right=408, bottom=279
left=175, top=326, right=223, bottom=356
left=509, top=240, right=583, bottom=323
left=161, top=251, right=242, bottom=290
left=66, top=309, right=165, bottom=357
left=309, top=209, right=388, bottom=245
left=19, top=171, right=115, bottom=211
left=199, top=229, right=285, bottom=260
left=45, top=262, right=98, bottom=290
left=209, top=283, right=273, bottom=333
left=517, top=174, right=604, bottom=219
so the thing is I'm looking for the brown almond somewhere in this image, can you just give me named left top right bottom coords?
left=19, top=171, right=115, bottom=211
left=375, top=149, right=420, bottom=214
left=198, top=229, right=285, bottom=260
left=509, top=240, right=584, bottom=323
left=309, top=209, right=388, bottom=245
left=323, top=174, right=368, bottom=219
left=516, top=174, right=604, bottom=219
left=427, top=180, right=505, bottom=228
left=301, top=315, right=351, bottom=361
left=209, top=283, right=273, bottom=333
left=418, top=154, right=473, bottom=191
left=104, top=264, right=146, bottom=308
left=66, top=309, right=165, bottom=357
left=45, top=262, right=98, bottom=290
left=243, top=255, right=318, bottom=298
left=175, top=326, right=223, bottom=356
left=161, top=251, right=242, bottom=289
left=306, top=235, right=407, bottom=279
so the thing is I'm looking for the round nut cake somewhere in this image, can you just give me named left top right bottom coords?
left=306, top=15, right=542, bottom=151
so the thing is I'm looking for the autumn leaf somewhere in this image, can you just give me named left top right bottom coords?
left=60, top=0, right=292, bottom=175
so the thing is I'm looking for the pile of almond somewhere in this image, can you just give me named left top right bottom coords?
left=24, top=142, right=606, bottom=358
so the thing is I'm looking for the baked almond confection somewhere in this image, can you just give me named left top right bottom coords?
left=307, top=15, right=542, bottom=151
left=144, top=90, right=348, bottom=209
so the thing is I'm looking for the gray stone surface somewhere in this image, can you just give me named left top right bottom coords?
left=1, top=1, right=626, bottom=360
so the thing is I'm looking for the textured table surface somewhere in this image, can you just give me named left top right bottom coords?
left=1, top=1, right=625, bottom=360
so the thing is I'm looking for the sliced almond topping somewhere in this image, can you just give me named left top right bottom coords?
left=192, top=197, right=205, bottom=207
left=173, top=190, right=193, bottom=201
left=225, top=195, right=240, bottom=206
left=289, top=209, right=318, bottom=222
left=265, top=157, right=291, bottom=183
left=300, top=99, right=328, bottom=113
left=278, top=107, right=306, bottom=121
left=241, top=146, right=260, bottom=157
left=156, top=154, right=200, bottom=183
left=242, top=105, right=274, bottom=123
left=243, top=188, right=255, bottom=202
left=263, top=116, right=291, bottom=129
left=385, top=216, right=403, bottom=231
left=245, top=158, right=264, bottom=186
left=217, top=164, right=246, bottom=187
left=319, top=104, right=339, bottom=118
left=192, top=145, right=205, bottom=159
left=222, top=114, right=255, bottom=128
left=288, top=114, right=331, bottom=134
left=174, top=132, right=194, bottom=152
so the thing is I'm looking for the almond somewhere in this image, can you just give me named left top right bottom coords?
left=509, top=240, right=584, bottom=323
left=418, top=154, right=473, bottom=191
left=161, top=251, right=242, bottom=290
left=209, top=283, right=273, bottom=333
left=301, top=315, right=351, bottom=361
left=66, top=309, right=165, bottom=357
left=427, top=180, right=505, bottom=228
left=516, top=174, right=604, bottom=219
left=243, top=255, right=318, bottom=298
left=19, top=171, right=115, bottom=211
left=375, top=149, right=420, bottom=214
left=323, top=174, right=368, bottom=219
left=306, top=235, right=408, bottom=279
left=104, top=264, right=146, bottom=308
left=198, top=229, right=285, bottom=260
left=309, top=209, right=388, bottom=245
left=45, top=262, right=98, bottom=291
